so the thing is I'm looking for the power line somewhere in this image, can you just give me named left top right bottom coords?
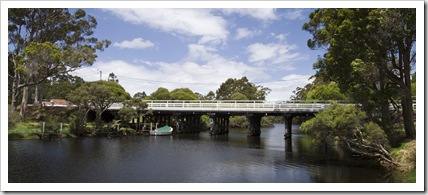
left=85, top=69, right=311, bottom=86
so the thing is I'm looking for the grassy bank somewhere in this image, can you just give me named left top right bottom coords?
left=9, top=121, right=75, bottom=139
left=390, top=139, right=416, bottom=182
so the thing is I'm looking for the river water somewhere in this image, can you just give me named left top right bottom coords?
left=8, top=124, right=388, bottom=183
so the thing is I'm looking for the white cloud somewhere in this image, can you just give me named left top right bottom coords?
left=221, top=8, right=277, bottom=21
left=106, top=8, right=228, bottom=45
left=235, top=28, right=260, bottom=40
left=246, top=42, right=302, bottom=70
left=260, top=74, right=314, bottom=101
left=113, top=37, right=155, bottom=49
left=273, top=33, right=288, bottom=42
left=71, top=44, right=268, bottom=98
left=282, top=9, right=305, bottom=20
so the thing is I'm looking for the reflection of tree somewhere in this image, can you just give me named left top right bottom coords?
left=247, top=136, right=261, bottom=149
left=308, top=163, right=388, bottom=183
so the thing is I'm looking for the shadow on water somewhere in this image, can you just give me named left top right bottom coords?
left=247, top=136, right=262, bottom=149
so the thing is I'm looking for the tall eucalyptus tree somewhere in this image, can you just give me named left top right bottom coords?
left=8, top=8, right=110, bottom=116
left=303, top=8, right=416, bottom=138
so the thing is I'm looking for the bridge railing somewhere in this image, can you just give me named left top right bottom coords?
left=109, top=100, right=414, bottom=112
left=139, top=100, right=340, bottom=112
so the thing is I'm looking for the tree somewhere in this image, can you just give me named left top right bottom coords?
left=134, top=91, right=147, bottom=99
left=204, top=91, right=216, bottom=100
left=303, top=8, right=415, bottom=138
left=301, top=103, right=393, bottom=166
left=170, top=88, right=199, bottom=100
left=230, top=92, right=248, bottom=100
left=216, top=77, right=271, bottom=100
left=148, top=87, right=171, bottom=100
left=306, top=82, right=347, bottom=100
left=119, top=97, right=149, bottom=131
left=8, top=8, right=111, bottom=115
left=68, top=81, right=130, bottom=133
left=108, top=72, right=119, bottom=83
left=43, top=75, right=85, bottom=100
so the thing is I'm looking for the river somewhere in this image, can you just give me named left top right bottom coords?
left=8, top=124, right=388, bottom=183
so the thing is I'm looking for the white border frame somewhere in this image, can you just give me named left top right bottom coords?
left=1, top=0, right=424, bottom=192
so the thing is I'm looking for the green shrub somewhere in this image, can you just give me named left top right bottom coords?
left=8, top=106, right=21, bottom=129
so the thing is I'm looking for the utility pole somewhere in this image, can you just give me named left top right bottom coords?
left=100, top=70, right=102, bottom=81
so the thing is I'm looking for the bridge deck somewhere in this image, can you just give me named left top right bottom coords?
left=108, top=100, right=356, bottom=114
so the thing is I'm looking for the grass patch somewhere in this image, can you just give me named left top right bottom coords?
left=390, top=139, right=416, bottom=182
left=8, top=122, right=41, bottom=139
left=9, top=121, right=73, bottom=139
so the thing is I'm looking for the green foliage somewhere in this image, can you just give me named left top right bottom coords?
left=8, top=105, right=21, bottom=129
left=216, top=77, right=270, bottom=100
left=230, top=92, right=248, bottom=100
left=148, top=87, right=171, bottom=100
left=68, top=80, right=130, bottom=132
left=200, top=115, right=211, bottom=130
left=303, top=8, right=416, bottom=138
left=306, top=82, right=347, bottom=100
left=301, top=103, right=389, bottom=148
left=170, top=88, right=199, bottom=100
left=8, top=122, right=41, bottom=139
left=118, top=107, right=137, bottom=123
left=204, top=91, right=216, bottom=100
left=8, top=8, right=111, bottom=109
left=108, top=72, right=119, bottom=83
left=411, top=83, right=415, bottom=97
left=363, top=122, right=389, bottom=148
left=133, top=91, right=147, bottom=99
left=229, top=116, right=248, bottom=128
left=44, top=75, right=85, bottom=99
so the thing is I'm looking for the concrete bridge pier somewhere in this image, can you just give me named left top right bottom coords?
left=247, top=114, right=262, bottom=136
left=209, top=114, right=229, bottom=135
left=284, top=115, right=293, bottom=139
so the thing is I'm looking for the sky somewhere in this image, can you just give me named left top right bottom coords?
left=71, top=8, right=324, bottom=101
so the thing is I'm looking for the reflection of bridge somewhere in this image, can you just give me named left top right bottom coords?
left=108, top=100, right=416, bottom=138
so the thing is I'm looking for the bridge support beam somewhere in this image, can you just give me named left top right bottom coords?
left=209, top=115, right=229, bottom=135
left=247, top=114, right=262, bottom=136
left=284, top=115, right=293, bottom=139
left=175, top=114, right=203, bottom=134
left=154, top=115, right=171, bottom=127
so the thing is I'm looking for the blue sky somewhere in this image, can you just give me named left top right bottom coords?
left=71, top=8, right=324, bottom=101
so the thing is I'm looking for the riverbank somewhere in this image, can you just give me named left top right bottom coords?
left=390, top=139, right=416, bottom=182
left=8, top=121, right=75, bottom=139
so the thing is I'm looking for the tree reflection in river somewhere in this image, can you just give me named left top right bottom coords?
left=9, top=123, right=388, bottom=183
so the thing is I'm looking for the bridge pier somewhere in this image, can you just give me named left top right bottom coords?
left=175, top=114, right=203, bottom=134
left=209, top=114, right=229, bottom=135
left=284, top=115, right=293, bottom=139
left=247, top=114, right=262, bottom=136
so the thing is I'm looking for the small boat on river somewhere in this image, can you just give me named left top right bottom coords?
left=150, top=125, right=173, bottom=136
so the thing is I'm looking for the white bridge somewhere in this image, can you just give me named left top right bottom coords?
left=107, top=99, right=415, bottom=136
left=109, top=100, right=356, bottom=114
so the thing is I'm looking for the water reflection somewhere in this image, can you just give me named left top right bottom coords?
left=284, top=138, right=293, bottom=158
left=9, top=124, right=388, bottom=183
left=247, top=136, right=261, bottom=149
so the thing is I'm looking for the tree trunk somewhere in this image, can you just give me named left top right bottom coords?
left=401, top=89, right=415, bottom=139
left=11, top=64, right=20, bottom=110
left=34, top=85, right=39, bottom=105
left=20, top=86, right=29, bottom=118
left=95, top=110, right=104, bottom=133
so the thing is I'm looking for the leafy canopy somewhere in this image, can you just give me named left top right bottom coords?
left=216, top=77, right=270, bottom=100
